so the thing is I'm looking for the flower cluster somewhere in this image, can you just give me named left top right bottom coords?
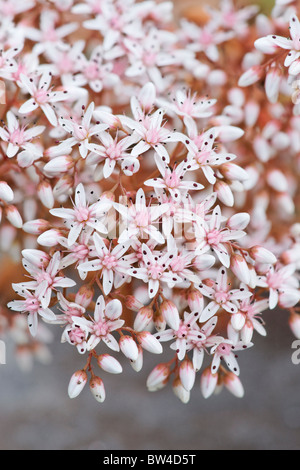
left=1, top=0, right=300, bottom=404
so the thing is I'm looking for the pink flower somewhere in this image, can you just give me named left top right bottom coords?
left=72, top=295, right=124, bottom=351
left=50, top=183, right=111, bottom=246
left=19, top=72, right=68, bottom=126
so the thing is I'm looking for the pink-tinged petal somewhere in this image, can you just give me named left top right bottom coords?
left=19, top=98, right=39, bottom=114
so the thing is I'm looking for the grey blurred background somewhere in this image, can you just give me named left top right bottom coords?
left=0, top=308, right=300, bottom=450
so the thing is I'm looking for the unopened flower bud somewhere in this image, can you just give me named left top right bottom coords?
left=137, top=331, right=163, bottom=354
left=5, top=205, right=23, bottom=228
left=266, top=169, right=288, bottom=192
left=97, top=354, right=123, bottom=374
left=223, top=372, right=244, bottom=398
left=119, top=335, right=139, bottom=361
left=172, top=376, right=190, bottom=404
left=230, top=254, right=250, bottom=285
left=75, top=285, right=94, bottom=308
left=238, top=65, right=263, bottom=87
left=227, top=212, right=250, bottom=230
left=249, top=245, right=277, bottom=264
left=44, top=155, right=74, bottom=175
left=187, top=289, right=204, bottom=313
left=179, top=358, right=196, bottom=392
left=214, top=180, right=234, bottom=207
left=68, top=369, right=87, bottom=399
left=200, top=367, right=218, bottom=399
left=231, top=312, right=246, bottom=331
left=221, top=162, right=249, bottom=182
left=134, top=306, right=153, bottom=331
left=130, top=345, right=143, bottom=372
left=146, top=363, right=171, bottom=391
left=125, top=295, right=144, bottom=311
left=89, top=376, right=105, bottom=403
left=22, top=219, right=51, bottom=235
left=153, top=310, right=166, bottom=331
left=0, top=181, right=14, bottom=202
left=37, top=228, right=64, bottom=246
left=159, top=299, right=180, bottom=331
left=37, top=181, right=55, bottom=209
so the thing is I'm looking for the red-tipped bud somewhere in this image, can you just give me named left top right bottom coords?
left=37, top=181, right=54, bottom=209
left=249, top=245, right=277, bottom=264
left=146, top=363, right=171, bottom=391
left=97, top=354, right=123, bottom=374
left=68, top=369, right=87, bottom=399
left=230, top=254, right=250, bottom=285
left=200, top=367, right=218, bottom=399
left=172, top=377, right=190, bottom=404
left=134, top=306, right=153, bottom=332
left=22, top=219, right=51, bottom=235
left=119, top=335, right=139, bottom=361
left=5, top=205, right=23, bottom=228
left=223, top=372, right=244, bottom=398
left=159, top=299, right=180, bottom=331
left=137, top=331, right=163, bottom=354
left=187, top=289, right=204, bottom=313
left=179, top=358, right=196, bottom=392
left=89, top=376, right=105, bottom=403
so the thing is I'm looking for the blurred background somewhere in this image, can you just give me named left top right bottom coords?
left=1, top=0, right=300, bottom=451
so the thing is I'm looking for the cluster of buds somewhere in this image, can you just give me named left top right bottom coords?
left=1, top=0, right=300, bottom=404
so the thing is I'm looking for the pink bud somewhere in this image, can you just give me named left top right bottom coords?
left=75, top=285, right=94, bottom=308
left=172, top=377, right=190, bottom=404
left=37, top=228, right=64, bottom=246
left=230, top=254, right=250, bottom=285
left=249, top=245, right=277, bottom=264
left=53, top=175, right=74, bottom=196
left=200, top=367, right=218, bottom=399
left=214, top=180, right=234, bottom=207
left=221, top=162, right=249, bottom=182
left=68, top=369, right=87, bottom=399
left=159, top=299, right=180, bottom=331
left=0, top=181, right=14, bottom=202
left=89, top=376, right=105, bottom=403
left=223, top=372, right=244, bottom=398
left=125, top=295, right=144, bottom=311
left=227, top=212, right=250, bottom=230
left=146, top=363, right=171, bottom=391
left=119, top=335, right=139, bottom=361
left=187, top=289, right=204, bottom=313
left=153, top=310, right=166, bottom=331
left=137, top=331, right=163, bottom=354
left=130, top=345, right=143, bottom=372
left=5, top=205, right=23, bottom=228
left=44, top=155, right=74, bottom=174
left=265, top=66, right=282, bottom=103
left=22, top=219, right=51, bottom=235
left=97, top=354, right=123, bottom=374
left=238, top=65, right=263, bottom=87
left=133, top=306, right=153, bottom=332
left=37, top=181, right=54, bottom=209
left=230, top=313, right=246, bottom=331
left=241, top=320, right=254, bottom=344
left=179, top=358, right=196, bottom=392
